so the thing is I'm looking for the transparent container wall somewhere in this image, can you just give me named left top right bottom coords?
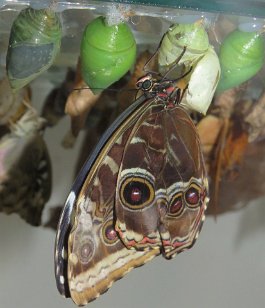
left=1, top=2, right=265, bottom=308
left=0, top=2, right=265, bottom=222
left=0, top=0, right=264, bottom=107
left=1, top=0, right=265, bottom=84
left=0, top=0, right=265, bottom=227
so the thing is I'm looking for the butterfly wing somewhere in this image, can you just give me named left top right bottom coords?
left=115, top=102, right=166, bottom=249
left=115, top=104, right=208, bottom=257
left=68, top=142, right=159, bottom=305
left=158, top=106, right=208, bottom=258
left=55, top=95, right=160, bottom=306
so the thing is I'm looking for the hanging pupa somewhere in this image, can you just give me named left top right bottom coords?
left=157, top=20, right=220, bottom=114
left=217, top=28, right=265, bottom=92
left=80, top=16, right=136, bottom=93
left=158, top=20, right=210, bottom=72
left=6, top=7, right=62, bottom=90
left=181, top=46, right=220, bottom=115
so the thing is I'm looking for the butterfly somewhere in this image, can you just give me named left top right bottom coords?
left=54, top=66, right=209, bottom=306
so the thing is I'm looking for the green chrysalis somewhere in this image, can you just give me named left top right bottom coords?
left=80, top=16, right=136, bottom=93
left=217, top=29, right=265, bottom=92
left=6, top=7, right=62, bottom=90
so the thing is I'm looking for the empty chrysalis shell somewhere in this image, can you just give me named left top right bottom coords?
left=158, top=20, right=220, bottom=114
left=182, top=46, right=221, bottom=114
left=217, top=29, right=265, bottom=92
left=80, top=16, right=136, bottom=93
left=157, top=20, right=220, bottom=114
left=158, top=21, right=209, bottom=71
left=6, top=7, right=62, bottom=90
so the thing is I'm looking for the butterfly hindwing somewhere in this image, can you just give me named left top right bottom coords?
left=158, top=106, right=208, bottom=258
left=115, top=103, right=208, bottom=257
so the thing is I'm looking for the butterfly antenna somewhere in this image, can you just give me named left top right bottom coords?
left=161, top=46, right=187, bottom=81
left=72, top=87, right=137, bottom=93
left=143, top=42, right=159, bottom=72
left=143, top=33, right=167, bottom=76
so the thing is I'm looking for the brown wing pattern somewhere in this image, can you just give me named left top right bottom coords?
left=58, top=97, right=208, bottom=306
left=67, top=102, right=160, bottom=306
left=159, top=107, right=208, bottom=258
left=115, top=103, right=208, bottom=257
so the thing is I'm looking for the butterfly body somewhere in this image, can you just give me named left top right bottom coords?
left=136, top=73, right=187, bottom=106
left=55, top=73, right=208, bottom=305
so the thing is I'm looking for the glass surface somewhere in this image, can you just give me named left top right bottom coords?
left=0, top=2, right=264, bottom=308
left=1, top=0, right=265, bottom=17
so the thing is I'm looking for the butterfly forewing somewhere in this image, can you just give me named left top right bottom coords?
left=55, top=96, right=160, bottom=306
left=67, top=126, right=160, bottom=305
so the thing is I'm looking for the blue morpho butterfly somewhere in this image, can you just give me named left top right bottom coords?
left=54, top=49, right=209, bottom=306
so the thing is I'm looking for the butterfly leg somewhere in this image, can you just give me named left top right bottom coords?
left=176, top=83, right=189, bottom=105
left=168, top=74, right=190, bottom=105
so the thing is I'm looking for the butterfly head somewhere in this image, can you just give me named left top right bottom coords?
left=136, top=73, right=155, bottom=92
